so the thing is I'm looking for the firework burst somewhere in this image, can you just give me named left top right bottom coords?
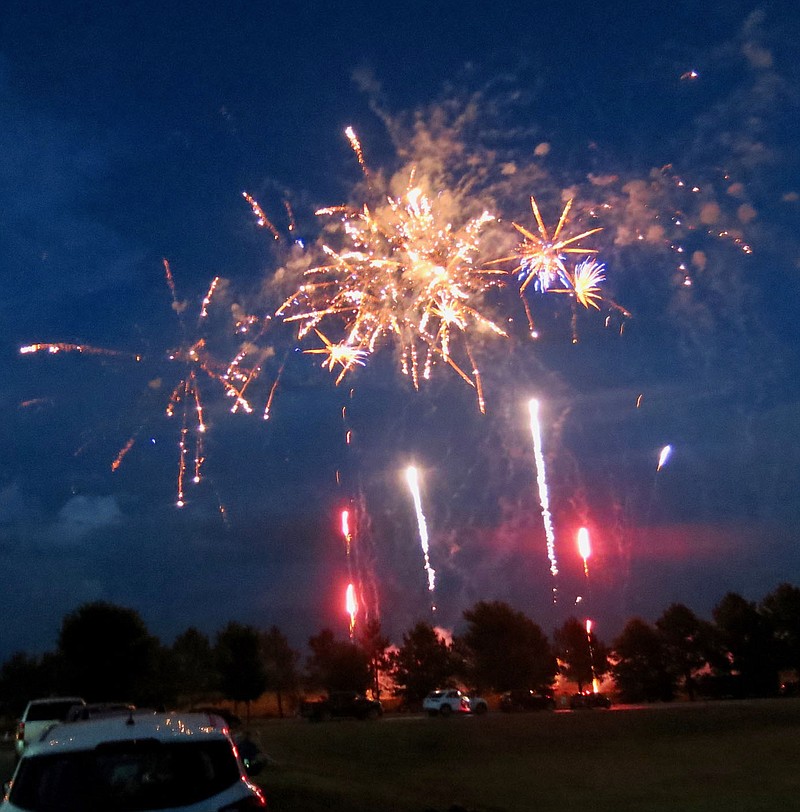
left=275, top=130, right=508, bottom=413
left=20, top=260, right=265, bottom=509
left=507, top=196, right=603, bottom=295
left=490, top=195, right=630, bottom=339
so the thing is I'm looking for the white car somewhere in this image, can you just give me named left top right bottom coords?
left=423, top=689, right=472, bottom=716
left=14, top=696, right=85, bottom=759
left=2, top=710, right=266, bottom=811
left=468, top=695, right=489, bottom=715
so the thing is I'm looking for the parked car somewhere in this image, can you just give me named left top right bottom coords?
left=300, top=691, right=383, bottom=721
left=2, top=710, right=266, bottom=811
left=569, top=691, right=612, bottom=709
left=14, top=697, right=85, bottom=759
left=423, top=689, right=472, bottom=716
left=500, top=689, right=556, bottom=712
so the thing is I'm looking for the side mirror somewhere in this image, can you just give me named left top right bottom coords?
left=243, top=753, right=266, bottom=777
left=236, top=735, right=266, bottom=777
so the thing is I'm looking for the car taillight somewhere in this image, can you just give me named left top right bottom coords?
left=218, top=788, right=267, bottom=810
left=16, top=722, right=23, bottom=741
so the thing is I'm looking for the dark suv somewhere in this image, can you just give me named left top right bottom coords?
left=301, top=691, right=383, bottom=721
left=569, top=691, right=612, bottom=709
left=499, top=689, right=556, bottom=712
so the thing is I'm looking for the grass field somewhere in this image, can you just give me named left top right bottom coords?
left=250, top=699, right=800, bottom=812
left=2, top=699, right=798, bottom=811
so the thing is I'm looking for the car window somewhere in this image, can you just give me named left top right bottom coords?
left=10, top=739, right=242, bottom=811
left=25, top=702, right=81, bottom=722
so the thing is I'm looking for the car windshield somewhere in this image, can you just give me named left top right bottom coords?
left=9, top=738, right=241, bottom=811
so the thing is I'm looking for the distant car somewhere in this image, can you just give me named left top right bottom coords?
left=2, top=710, right=266, bottom=811
left=423, top=689, right=472, bottom=717
left=500, top=689, right=556, bottom=712
left=569, top=691, right=612, bottom=709
left=300, top=691, right=383, bottom=721
left=14, top=697, right=85, bottom=759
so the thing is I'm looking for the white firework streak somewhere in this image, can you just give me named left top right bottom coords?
left=528, top=399, right=559, bottom=579
left=405, top=466, right=436, bottom=593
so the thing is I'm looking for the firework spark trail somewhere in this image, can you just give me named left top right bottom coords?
left=111, top=436, right=136, bottom=472
left=263, top=369, right=282, bottom=421
left=283, top=199, right=298, bottom=234
left=577, top=526, right=592, bottom=579
left=20, top=343, right=141, bottom=361
left=643, top=444, right=674, bottom=527
left=341, top=508, right=353, bottom=557
left=199, top=276, right=221, bottom=320
left=242, top=191, right=281, bottom=240
left=585, top=618, right=600, bottom=693
left=527, top=398, right=559, bottom=599
left=405, top=465, right=436, bottom=605
left=344, top=125, right=371, bottom=185
left=657, top=444, right=673, bottom=471
left=345, top=582, right=358, bottom=640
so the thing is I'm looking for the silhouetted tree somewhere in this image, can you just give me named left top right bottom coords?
left=260, top=626, right=299, bottom=717
left=712, top=592, right=779, bottom=697
left=357, top=617, right=390, bottom=700
left=655, top=603, right=715, bottom=700
left=459, top=601, right=557, bottom=693
left=389, top=621, right=455, bottom=705
left=553, top=616, right=610, bottom=693
left=611, top=617, right=675, bottom=702
left=306, top=628, right=370, bottom=693
left=761, top=583, right=800, bottom=674
left=172, top=627, right=218, bottom=706
left=58, top=601, right=160, bottom=704
left=0, top=652, right=61, bottom=717
left=215, top=622, right=268, bottom=722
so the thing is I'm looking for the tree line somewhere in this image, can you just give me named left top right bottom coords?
left=1, top=582, right=798, bottom=718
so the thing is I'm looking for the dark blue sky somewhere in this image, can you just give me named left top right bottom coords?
left=1, top=1, right=799, bottom=660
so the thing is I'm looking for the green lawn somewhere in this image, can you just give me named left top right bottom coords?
left=250, top=699, right=800, bottom=812
left=2, top=700, right=797, bottom=811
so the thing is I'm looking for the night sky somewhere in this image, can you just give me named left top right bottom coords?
left=2, top=0, right=799, bottom=661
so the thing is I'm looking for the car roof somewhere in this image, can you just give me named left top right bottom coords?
left=24, top=711, right=231, bottom=755
left=25, top=696, right=85, bottom=708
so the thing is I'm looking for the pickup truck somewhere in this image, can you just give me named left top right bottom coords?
left=300, top=691, right=383, bottom=721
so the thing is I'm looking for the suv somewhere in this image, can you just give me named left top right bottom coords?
left=300, top=691, right=383, bottom=722
left=15, top=697, right=85, bottom=759
left=2, top=710, right=266, bottom=811
left=569, top=691, right=612, bottom=709
left=500, top=689, right=556, bottom=712
left=423, top=689, right=471, bottom=716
